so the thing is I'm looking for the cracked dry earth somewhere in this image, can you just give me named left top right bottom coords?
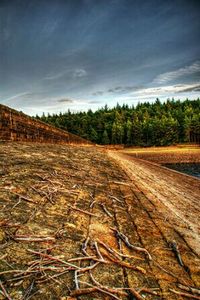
left=0, top=143, right=200, bottom=300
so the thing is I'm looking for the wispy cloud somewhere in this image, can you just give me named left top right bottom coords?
left=93, top=82, right=200, bottom=105
left=88, top=100, right=102, bottom=104
left=4, top=92, right=30, bottom=102
left=57, top=98, right=74, bottom=103
left=73, top=69, right=87, bottom=78
left=133, top=82, right=200, bottom=96
left=92, top=91, right=104, bottom=96
left=44, top=70, right=67, bottom=80
left=44, top=68, right=87, bottom=81
left=109, top=82, right=200, bottom=106
left=176, top=83, right=200, bottom=93
left=92, top=85, right=143, bottom=96
left=107, top=86, right=142, bottom=94
left=153, top=61, right=200, bottom=84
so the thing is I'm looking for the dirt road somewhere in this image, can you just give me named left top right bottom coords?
left=109, top=151, right=200, bottom=256
left=0, top=143, right=199, bottom=299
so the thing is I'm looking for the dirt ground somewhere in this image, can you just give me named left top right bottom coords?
left=120, top=145, right=200, bottom=164
left=0, top=142, right=200, bottom=300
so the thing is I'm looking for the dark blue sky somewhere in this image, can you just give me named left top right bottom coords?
left=1, top=0, right=200, bottom=115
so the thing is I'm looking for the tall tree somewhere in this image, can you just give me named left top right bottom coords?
left=35, top=99, right=200, bottom=146
left=102, top=129, right=110, bottom=144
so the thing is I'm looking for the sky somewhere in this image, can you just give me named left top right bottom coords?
left=0, top=0, right=200, bottom=116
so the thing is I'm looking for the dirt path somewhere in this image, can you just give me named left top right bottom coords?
left=0, top=143, right=200, bottom=299
left=108, top=152, right=200, bottom=256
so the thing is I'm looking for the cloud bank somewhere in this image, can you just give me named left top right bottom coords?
left=153, top=61, right=200, bottom=84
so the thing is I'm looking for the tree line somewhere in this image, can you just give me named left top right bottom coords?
left=35, top=98, right=200, bottom=146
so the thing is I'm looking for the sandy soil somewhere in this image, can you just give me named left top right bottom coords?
left=120, top=145, right=200, bottom=164
left=0, top=142, right=200, bottom=300
left=109, top=151, right=200, bottom=253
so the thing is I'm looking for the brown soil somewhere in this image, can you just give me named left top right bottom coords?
left=121, top=145, right=200, bottom=164
left=0, top=142, right=200, bottom=300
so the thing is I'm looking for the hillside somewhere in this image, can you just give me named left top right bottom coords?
left=0, top=142, right=200, bottom=299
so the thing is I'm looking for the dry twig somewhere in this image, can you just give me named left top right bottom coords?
left=0, top=269, right=23, bottom=276
left=102, top=252, right=146, bottom=274
left=10, top=192, right=37, bottom=204
left=98, top=240, right=121, bottom=259
left=138, top=287, right=159, bottom=296
left=177, top=284, right=200, bottom=296
left=82, top=237, right=90, bottom=256
left=68, top=205, right=99, bottom=217
left=0, top=279, right=12, bottom=300
left=169, top=241, right=184, bottom=267
left=109, top=195, right=123, bottom=203
left=112, top=228, right=152, bottom=260
left=14, top=235, right=55, bottom=242
left=0, top=220, right=21, bottom=228
left=170, top=289, right=200, bottom=299
left=27, top=249, right=80, bottom=269
left=89, top=273, right=128, bottom=297
left=72, top=281, right=121, bottom=300
left=93, top=241, right=105, bottom=261
left=98, top=240, right=144, bottom=261
left=74, top=270, right=79, bottom=289
left=100, top=204, right=113, bottom=218
left=89, top=200, right=96, bottom=208
left=78, top=262, right=100, bottom=273
left=68, top=256, right=96, bottom=262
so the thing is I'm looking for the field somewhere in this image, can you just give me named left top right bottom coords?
left=0, top=142, right=200, bottom=300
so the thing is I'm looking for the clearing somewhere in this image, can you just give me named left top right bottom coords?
left=0, top=142, right=200, bottom=300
